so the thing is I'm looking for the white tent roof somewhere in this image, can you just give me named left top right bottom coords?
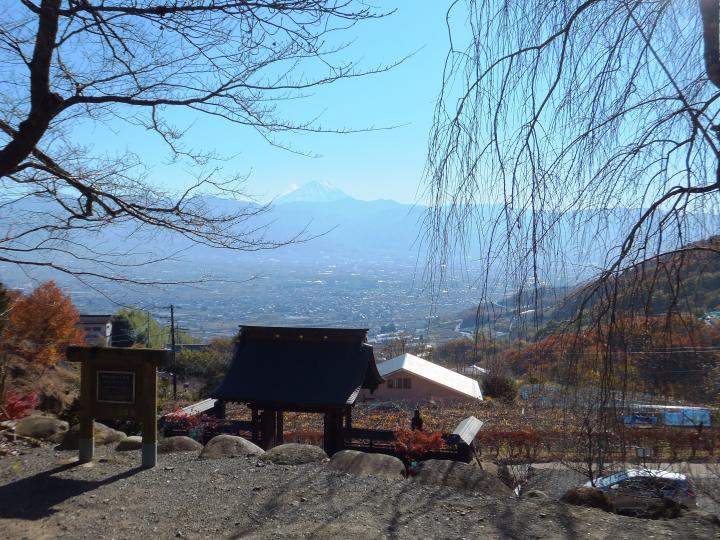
left=379, top=353, right=483, bottom=400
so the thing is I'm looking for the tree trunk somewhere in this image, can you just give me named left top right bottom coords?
left=0, top=0, right=63, bottom=177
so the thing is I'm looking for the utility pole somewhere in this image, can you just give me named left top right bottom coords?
left=170, top=304, right=177, bottom=400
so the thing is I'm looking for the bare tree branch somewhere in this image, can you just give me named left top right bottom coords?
left=0, top=1, right=396, bottom=283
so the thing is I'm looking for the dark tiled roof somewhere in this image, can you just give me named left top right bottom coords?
left=78, top=314, right=113, bottom=324
left=211, top=326, right=383, bottom=408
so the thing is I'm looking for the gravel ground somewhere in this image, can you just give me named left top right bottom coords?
left=0, top=443, right=719, bottom=540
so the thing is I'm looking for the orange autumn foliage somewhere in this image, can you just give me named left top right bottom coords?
left=502, top=313, right=720, bottom=400
left=3, top=281, right=85, bottom=365
left=395, top=428, right=444, bottom=459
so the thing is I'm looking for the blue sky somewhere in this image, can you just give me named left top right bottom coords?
left=73, top=2, right=459, bottom=204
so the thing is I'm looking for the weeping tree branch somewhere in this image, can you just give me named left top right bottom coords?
left=425, top=0, right=720, bottom=427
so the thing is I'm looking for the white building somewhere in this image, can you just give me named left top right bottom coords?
left=77, top=314, right=112, bottom=345
left=362, top=353, right=483, bottom=403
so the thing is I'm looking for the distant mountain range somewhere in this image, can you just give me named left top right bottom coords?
left=275, top=181, right=352, bottom=204
left=0, top=182, right=431, bottom=291
left=158, top=182, right=429, bottom=266
left=3, top=181, right=719, bottom=293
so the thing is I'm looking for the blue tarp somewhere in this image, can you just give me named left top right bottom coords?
left=624, top=415, right=657, bottom=426
left=662, top=409, right=711, bottom=427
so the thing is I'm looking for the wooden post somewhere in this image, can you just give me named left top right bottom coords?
left=213, top=400, right=226, bottom=419
left=251, top=407, right=259, bottom=443
left=260, top=409, right=277, bottom=449
left=323, top=408, right=343, bottom=456
left=342, top=406, right=352, bottom=449
left=275, top=410, right=284, bottom=445
left=79, top=360, right=94, bottom=463
left=140, top=361, right=157, bottom=468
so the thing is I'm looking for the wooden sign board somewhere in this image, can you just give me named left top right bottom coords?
left=67, top=346, right=167, bottom=468
left=97, top=371, right=135, bottom=403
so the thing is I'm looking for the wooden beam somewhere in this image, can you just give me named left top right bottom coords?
left=67, top=345, right=166, bottom=365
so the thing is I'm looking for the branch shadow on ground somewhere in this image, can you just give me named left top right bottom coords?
left=0, top=461, right=142, bottom=520
left=229, top=461, right=518, bottom=539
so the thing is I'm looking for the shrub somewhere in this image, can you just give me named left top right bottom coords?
left=162, top=407, right=219, bottom=438
left=395, top=428, right=444, bottom=460
left=482, top=374, right=518, bottom=402
left=1, top=391, right=39, bottom=420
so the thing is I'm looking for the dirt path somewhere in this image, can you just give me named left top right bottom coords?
left=0, top=445, right=718, bottom=539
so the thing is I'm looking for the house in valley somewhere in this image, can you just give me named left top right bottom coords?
left=77, top=314, right=135, bottom=347
left=361, top=353, right=483, bottom=403
left=77, top=314, right=113, bottom=345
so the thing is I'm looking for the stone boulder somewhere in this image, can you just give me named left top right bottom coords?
left=158, top=436, right=203, bottom=454
left=260, top=443, right=328, bottom=465
left=199, top=435, right=264, bottom=460
left=56, top=421, right=127, bottom=450
left=327, top=450, right=405, bottom=480
left=116, top=436, right=143, bottom=451
left=15, top=415, right=69, bottom=442
left=560, top=487, right=613, bottom=512
left=409, top=460, right=512, bottom=495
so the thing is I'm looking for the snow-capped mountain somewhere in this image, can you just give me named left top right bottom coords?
left=275, top=181, right=352, bottom=204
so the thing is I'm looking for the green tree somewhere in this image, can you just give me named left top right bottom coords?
left=116, top=308, right=201, bottom=349
left=175, top=338, right=234, bottom=397
left=116, top=308, right=165, bottom=348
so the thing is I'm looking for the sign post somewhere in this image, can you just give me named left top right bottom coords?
left=67, top=346, right=166, bottom=468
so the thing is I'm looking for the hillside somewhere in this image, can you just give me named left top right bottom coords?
left=548, top=235, right=720, bottom=324
left=457, top=236, right=720, bottom=340
left=458, top=286, right=575, bottom=332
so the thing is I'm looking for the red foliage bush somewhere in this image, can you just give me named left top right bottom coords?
left=2, top=391, right=39, bottom=420
left=163, top=407, right=219, bottom=433
left=395, top=428, right=444, bottom=459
